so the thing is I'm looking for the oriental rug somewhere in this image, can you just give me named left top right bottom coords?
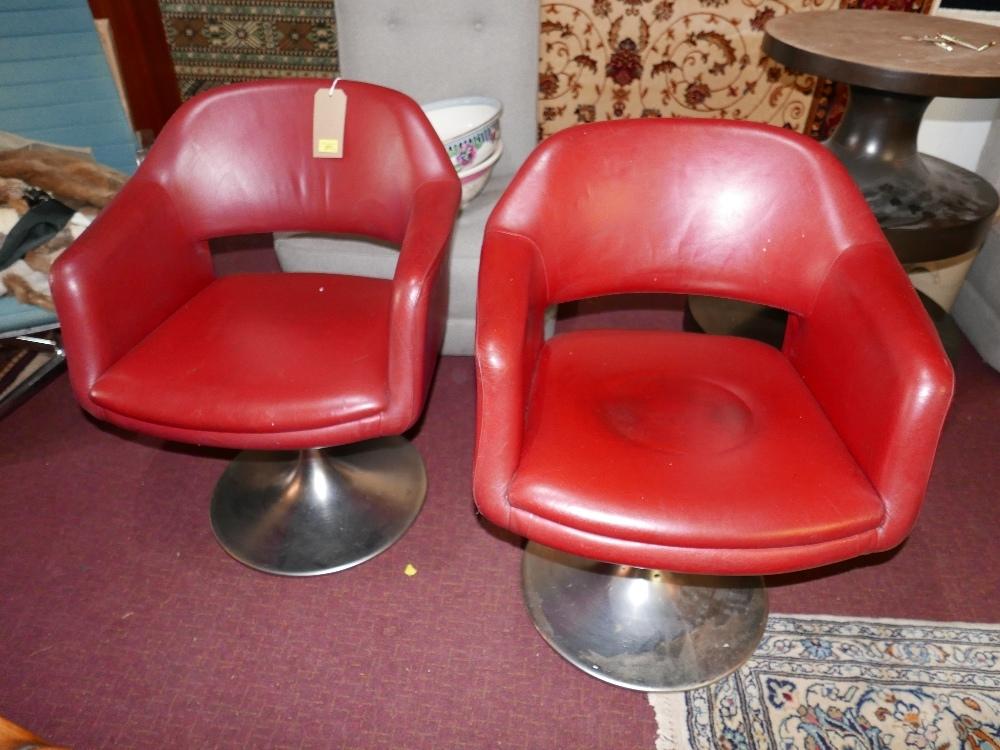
left=158, top=1, right=338, bottom=100
left=649, top=614, right=1000, bottom=750
left=538, top=0, right=934, bottom=142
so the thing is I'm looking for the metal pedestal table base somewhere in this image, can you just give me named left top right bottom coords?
left=211, top=437, right=426, bottom=576
left=684, top=296, right=786, bottom=349
left=522, top=543, right=768, bottom=692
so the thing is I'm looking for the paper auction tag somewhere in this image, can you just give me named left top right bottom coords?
left=313, top=88, right=346, bottom=158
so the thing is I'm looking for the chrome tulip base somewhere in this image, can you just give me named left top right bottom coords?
left=522, top=543, right=768, bottom=692
left=210, top=437, right=426, bottom=576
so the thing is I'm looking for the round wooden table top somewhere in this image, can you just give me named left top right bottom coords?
left=763, top=10, right=1000, bottom=98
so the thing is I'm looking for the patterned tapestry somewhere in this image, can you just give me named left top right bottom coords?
left=158, top=1, right=339, bottom=100
left=538, top=0, right=934, bottom=141
left=649, top=615, right=1000, bottom=750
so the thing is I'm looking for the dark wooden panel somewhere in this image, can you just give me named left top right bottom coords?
left=87, top=0, right=181, bottom=136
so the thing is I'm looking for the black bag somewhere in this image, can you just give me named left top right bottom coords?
left=0, top=190, right=74, bottom=270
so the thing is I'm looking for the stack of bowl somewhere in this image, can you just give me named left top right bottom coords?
left=422, top=96, right=503, bottom=207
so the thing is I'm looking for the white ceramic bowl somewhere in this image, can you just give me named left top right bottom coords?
left=457, top=140, right=504, bottom=207
left=422, top=96, right=502, bottom=170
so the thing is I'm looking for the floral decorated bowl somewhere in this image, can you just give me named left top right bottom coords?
left=457, top=141, right=504, bottom=207
left=422, top=96, right=502, bottom=171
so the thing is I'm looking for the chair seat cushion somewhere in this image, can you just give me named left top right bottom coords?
left=90, top=273, right=391, bottom=433
left=508, top=330, right=884, bottom=551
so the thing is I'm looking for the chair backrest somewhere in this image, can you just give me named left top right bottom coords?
left=487, top=118, right=886, bottom=314
left=139, top=78, right=454, bottom=244
left=334, top=0, right=539, bottom=178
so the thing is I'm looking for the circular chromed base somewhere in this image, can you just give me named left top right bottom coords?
left=522, top=543, right=768, bottom=692
left=211, top=437, right=426, bottom=576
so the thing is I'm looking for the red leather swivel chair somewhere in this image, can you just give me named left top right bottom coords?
left=52, top=80, right=460, bottom=576
left=473, top=119, right=953, bottom=690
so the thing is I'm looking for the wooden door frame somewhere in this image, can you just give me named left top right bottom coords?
left=87, top=0, right=181, bottom=137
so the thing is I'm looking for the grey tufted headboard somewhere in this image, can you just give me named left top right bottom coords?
left=275, top=1, right=546, bottom=355
left=334, top=0, right=540, bottom=178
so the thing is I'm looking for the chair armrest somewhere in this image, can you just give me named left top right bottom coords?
left=385, top=178, right=461, bottom=430
left=473, top=230, right=549, bottom=528
left=51, top=180, right=214, bottom=417
left=784, top=242, right=954, bottom=550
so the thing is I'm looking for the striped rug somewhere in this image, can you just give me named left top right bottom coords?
left=0, top=338, right=60, bottom=410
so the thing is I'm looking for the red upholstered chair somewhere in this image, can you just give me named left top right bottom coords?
left=473, top=119, right=953, bottom=690
left=52, top=80, right=460, bottom=576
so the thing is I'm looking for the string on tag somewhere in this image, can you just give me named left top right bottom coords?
left=328, top=77, right=341, bottom=97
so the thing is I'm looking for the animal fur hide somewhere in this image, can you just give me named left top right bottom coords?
left=0, top=144, right=125, bottom=209
left=0, top=143, right=122, bottom=309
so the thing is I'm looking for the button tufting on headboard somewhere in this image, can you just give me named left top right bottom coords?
left=382, top=9, right=400, bottom=30
left=276, top=0, right=546, bottom=355
left=334, top=0, right=538, bottom=172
